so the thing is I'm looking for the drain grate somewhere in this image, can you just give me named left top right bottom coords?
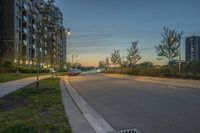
left=117, top=128, right=142, bottom=133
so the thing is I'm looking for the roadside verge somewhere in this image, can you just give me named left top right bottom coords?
left=105, top=74, right=200, bottom=89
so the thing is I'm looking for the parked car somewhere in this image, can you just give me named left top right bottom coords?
left=68, top=69, right=82, bottom=76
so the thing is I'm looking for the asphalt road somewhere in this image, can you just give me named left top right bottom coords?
left=68, top=74, right=200, bottom=133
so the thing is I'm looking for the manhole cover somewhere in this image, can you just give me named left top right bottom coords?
left=117, top=128, right=142, bottom=133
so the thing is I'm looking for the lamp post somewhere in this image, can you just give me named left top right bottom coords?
left=178, top=37, right=181, bottom=72
left=65, top=28, right=71, bottom=70
left=178, top=34, right=183, bottom=72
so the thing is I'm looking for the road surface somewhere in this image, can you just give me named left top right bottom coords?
left=68, top=73, right=200, bottom=133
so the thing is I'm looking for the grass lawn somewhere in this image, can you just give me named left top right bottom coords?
left=0, top=73, right=48, bottom=83
left=0, top=78, right=72, bottom=133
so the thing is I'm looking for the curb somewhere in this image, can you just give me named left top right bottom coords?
left=62, top=77, right=116, bottom=133
left=60, top=79, right=95, bottom=133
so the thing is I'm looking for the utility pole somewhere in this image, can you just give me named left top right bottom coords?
left=72, top=55, right=74, bottom=67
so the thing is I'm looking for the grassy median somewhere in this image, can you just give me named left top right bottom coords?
left=0, top=78, right=72, bottom=133
left=0, top=73, right=48, bottom=83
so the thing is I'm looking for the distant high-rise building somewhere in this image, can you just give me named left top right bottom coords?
left=185, top=36, right=200, bottom=62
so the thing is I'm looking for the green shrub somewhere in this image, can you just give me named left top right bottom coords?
left=0, top=67, right=16, bottom=73
left=105, top=62, right=200, bottom=80
left=18, top=67, right=50, bottom=74
left=2, top=61, right=14, bottom=68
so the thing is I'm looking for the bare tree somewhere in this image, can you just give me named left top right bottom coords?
left=155, top=27, right=183, bottom=63
left=126, top=41, right=142, bottom=66
left=110, top=50, right=122, bottom=67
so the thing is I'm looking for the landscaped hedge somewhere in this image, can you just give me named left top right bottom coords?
left=0, top=67, right=17, bottom=73
left=0, top=67, right=50, bottom=73
left=18, top=67, right=50, bottom=74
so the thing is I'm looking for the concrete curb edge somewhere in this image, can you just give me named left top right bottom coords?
left=62, top=77, right=116, bottom=133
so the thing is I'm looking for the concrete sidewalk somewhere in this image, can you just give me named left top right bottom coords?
left=0, top=75, right=51, bottom=98
left=105, top=74, right=200, bottom=89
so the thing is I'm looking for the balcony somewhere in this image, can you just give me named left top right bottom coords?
left=22, top=7, right=27, bottom=14
left=23, top=3, right=28, bottom=11
left=32, top=24, right=36, bottom=30
left=32, top=45, right=36, bottom=49
left=23, top=40, right=27, bottom=46
left=22, top=28, right=27, bottom=34
left=33, top=34, right=36, bottom=39
left=23, top=16, right=28, bottom=22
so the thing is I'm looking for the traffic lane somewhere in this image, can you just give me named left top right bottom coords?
left=68, top=74, right=200, bottom=133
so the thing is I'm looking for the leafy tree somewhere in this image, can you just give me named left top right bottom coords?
left=110, top=50, right=122, bottom=66
left=126, top=41, right=142, bottom=66
left=140, top=61, right=154, bottom=68
left=155, top=27, right=183, bottom=63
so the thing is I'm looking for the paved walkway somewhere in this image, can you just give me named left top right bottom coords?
left=105, top=74, right=200, bottom=89
left=0, top=75, right=51, bottom=98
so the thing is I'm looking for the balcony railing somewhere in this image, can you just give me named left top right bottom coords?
left=23, top=40, right=27, bottom=46
left=22, top=28, right=27, bottom=34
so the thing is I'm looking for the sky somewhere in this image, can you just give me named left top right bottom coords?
left=54, top=0, right=200, bottom=66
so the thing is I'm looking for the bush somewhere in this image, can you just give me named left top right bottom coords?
left=18, top=67, right=50, bottom=74
left=2, top=61, right=14, bottom=68
left=0, top=67, right=17, bottom=73
left=104, top=64, right=200, bottom=80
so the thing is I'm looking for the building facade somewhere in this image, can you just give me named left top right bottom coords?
left=0, top=0, right=67, bottom=68
left=185, top=36, right=200, bottom=62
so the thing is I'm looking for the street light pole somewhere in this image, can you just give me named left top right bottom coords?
left=178, top=43, right=181, bottom=72
left=178, top=34, right=182, bottom=72
left=65, top=28, right=71, bottom=70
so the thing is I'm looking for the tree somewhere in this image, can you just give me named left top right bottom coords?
left=126, top=41, right=142, bottom=66
left=140, top=61, right=154, bottom=68
left=110, top=50, right=121, bottom=67
left=155, top=27, right=183, bottom=64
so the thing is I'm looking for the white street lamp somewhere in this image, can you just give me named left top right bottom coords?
left=65, top=28, right=71, bottom=70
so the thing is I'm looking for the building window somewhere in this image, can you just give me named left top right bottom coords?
left=16, top=4, right=21, bottom=16
left=16, top=17, right=21, bottom=28
left=16, top=31, right=21, bottom=41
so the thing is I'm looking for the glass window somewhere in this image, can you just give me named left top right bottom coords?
left=16, top=31, right=21, bottom=41
left=16, top=17, right=21, bottom=28
left=16, top=4, right=21, bottom=16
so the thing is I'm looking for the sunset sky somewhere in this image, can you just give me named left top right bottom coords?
left=54, top=0, right=200, bottom=66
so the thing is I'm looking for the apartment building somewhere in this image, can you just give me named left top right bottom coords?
left=185, top=36, right=200, bottom=62
left=0, top=0, right=67, bottom=68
